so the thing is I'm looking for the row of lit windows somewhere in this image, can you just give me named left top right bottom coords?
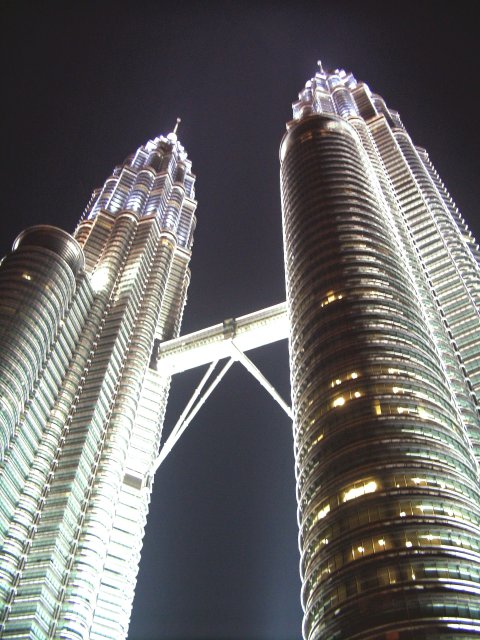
left=304, top=521, right=480, bottom=599
left=305, top=565, right=480, bottom=640
left=302, top=486, right=480, bottom=557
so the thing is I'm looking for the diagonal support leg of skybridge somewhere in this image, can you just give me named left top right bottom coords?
left=228, top=342, right=293, bottom=419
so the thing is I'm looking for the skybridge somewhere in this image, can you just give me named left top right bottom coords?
left=153, top=301, right=290, bottom=470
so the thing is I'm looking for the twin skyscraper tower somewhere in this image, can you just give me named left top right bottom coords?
left=1, top=65, right=480, bottom=639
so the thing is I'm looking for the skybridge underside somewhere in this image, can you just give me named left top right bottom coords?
left=155, top=301, right=288, bottom=375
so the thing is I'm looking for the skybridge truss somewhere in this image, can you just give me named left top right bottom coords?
left=153, top=301, right=290, bottom=470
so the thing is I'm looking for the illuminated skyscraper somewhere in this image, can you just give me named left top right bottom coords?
left=0, top=127, right=197, bottom=639
left=281, top=64, right=480, bottom=639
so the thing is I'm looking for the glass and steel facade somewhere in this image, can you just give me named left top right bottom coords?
left=281, top=65, right=480, bottom=639
left=0, top=131, right=197, bottom=639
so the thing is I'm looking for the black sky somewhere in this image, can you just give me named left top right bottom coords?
left=2, top=2, right=480, bottom=639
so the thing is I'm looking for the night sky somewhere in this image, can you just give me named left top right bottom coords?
left=2, top=2, right=480, bottom=639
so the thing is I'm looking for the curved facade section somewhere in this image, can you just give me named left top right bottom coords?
left=281, top=114, right=480, bottom=639
left=0, top=226, right=83, bottom=458
left=12, top=225, right=85, bottom=276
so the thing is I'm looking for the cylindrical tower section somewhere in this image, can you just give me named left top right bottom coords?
left=280, top=115, right=480, bottom=640
left=0, top=226, right=84, bottom=458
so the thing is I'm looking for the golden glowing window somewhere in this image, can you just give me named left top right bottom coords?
left=320, top=290, right=343, bottom=308
left=342, top=480, right=378, bottom=503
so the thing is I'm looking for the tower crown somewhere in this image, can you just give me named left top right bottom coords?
left=81, top=127, right=196, bottom=251
left=292, top=64, right=404, bottom=130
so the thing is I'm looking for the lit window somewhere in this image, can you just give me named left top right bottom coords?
left=343, top=480, right=377, bottom=502
left=420, top=534, right=437, bottom=541
left=418, top=407, right=433, bottom=420
left=312, top=433, right=324, bottom=446
left=22, top=272, right=32, bottom=280
left=332, top=396, right=345, bottom=408
left=397, top=406, right=409, bottom=414
left=314, top=504, right=330, bottom=523
left=405, top=541, right=413, bottom=548
left=321, top=291, right=344, bottom=307
left=418, top=504, right=433, bottom=512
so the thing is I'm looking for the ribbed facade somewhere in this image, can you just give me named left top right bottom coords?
left=0, top=130, right=197, bottom=639
left=281, top=65, right=480, bottom=639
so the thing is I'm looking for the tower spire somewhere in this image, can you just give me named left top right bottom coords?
left=167, top=117, right=181, bottom=143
